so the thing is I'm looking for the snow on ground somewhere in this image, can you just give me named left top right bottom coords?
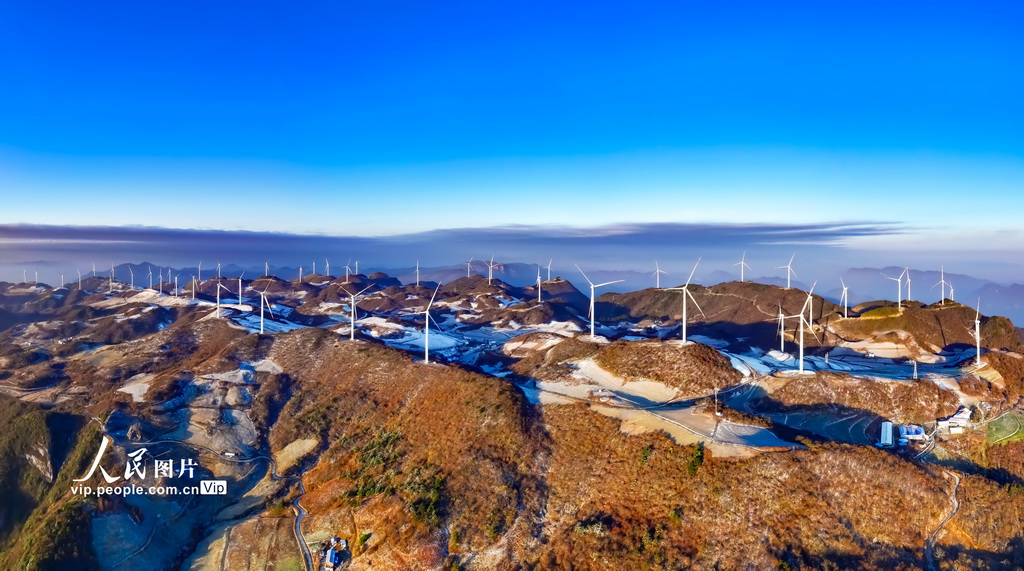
left=689, top=335, right=729, bottom=348
left=118, top=373, right=154, bottom=402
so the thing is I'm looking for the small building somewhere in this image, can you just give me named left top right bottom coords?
left=877, top=421, right=894, bottom=448
left=937, top=407, right=972, bottom=432
left=899, top=424, right=926, bottom=441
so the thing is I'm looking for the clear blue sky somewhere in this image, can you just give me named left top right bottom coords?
left=2, top=1, right=1023, bottom=243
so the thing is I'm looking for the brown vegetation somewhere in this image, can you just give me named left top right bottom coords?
left=594, top=340, right=742, bottom=395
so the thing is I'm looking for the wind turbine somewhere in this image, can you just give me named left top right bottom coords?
left=215, top=282, right=233, bottom=318
left=312, top=260, right=316, bottom=275
left=190, top=276, right=196, bottom=300
left=487, top=255, right=498, bottom=286
left=667, top=258, right=706, bottom=342
left=34, top=268, right=38, bottom=284
left=147, top=266, right=153, bottom=291
left=217, top=262, right=221, bottom=279
left=265, top=261, right=270, bottom=276
left=777, top=304, right=788, bottom=352
left=536, top=264, right=543, bottom=303
left=258, top=284, right=275, bottom=334
left=796, top=282, right=819, bottom=373
left=734, top=251, right=751, bottom=283
left=325, top=258, right=331, bottom=277
left=576, top=265, right=624, bottom=340
left=776, top=254, right=797, bottom=289
left=92, top=263, right=96, bottom=278
left=415, top=260, right=420, bottom=287
left=344, top=260, right=352, bottom=281
left=174, top=274, right=180, bottom=298
left=298, top=266, right=303, bottom=282
left=652, top=261, right=667, bottom=289
left=342, top=284, right=376, bottom=341
left=58, top=272, right=64, bottom=288
left=354, top=261, right=359, bottom=275
left=465, top=257, right=474, bottom=278
left=949, top=282, right=955, bottom=303
left=546, top=259, right=553, bottom=282
left=422, top=282, right=443, bottom=364
left=198, top=261, right=202, bottom=283
left=77, top=268, right=82, bottom=289
left=933, top=266, right=950, bottom=305
left=109, top=264, right=114, bottom=294
left=128, top=266, right=134, bottom=290
left=974, top=299, right=982, bottom=368
left=839, top=277, right=849, bottom=319
left=238, top=273, right=245, bottom=305
left=883, top=272, right=903, bottom=308
left=22, top=269, right=26, bottom=283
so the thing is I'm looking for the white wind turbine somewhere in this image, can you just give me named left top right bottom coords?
left=325, top=258, right=331, bottom=277
left=487, top=255, right=498, bottom=285
left=77, top=268, right=82, bottom=290
left=344, top=260, right=352, bottom=281
left=217, top=262, right=222, bottom=279
left=343, top=284, right=376, bottom=341
left=265, top=261, right=270, bottom=276
left=546, top=259, right=553, bottom=282
left=109, top=264, right=114, bottom=294
left=465, top=257, right=474, bottom=278
left=35, top=267, right=38, bottom=284
left=415, top=260, right=420, bottom=287
left=354, top=261, right=359, bottom=274
left=22, top=269, right=26, bottom=283
left=312, top=260, right=316, bottom=275
left=190, top=276, right=197, bottom=300
left=933, top=266, right=951, bottom=305
left=536, top=264, right=543, bottom=303
left=667, top=258, right=706, bottom=342
left=215, top=281, right=233, bottom=318
left=174, top=274, right=180, bottom=298
left=422, top=282, right=443, bottom=364
left=796, top=282, right=819, bottom=373
left=257, top=283, right=275, bottom=334
left=298, top=266, right=303, bottom=282
left=576, top=265, right=624, bottom=340
left=734, top=251, right=751, bottom=283
left=58, top=272, right=64, bottom=288
left=904, top=268, right=912, bottom=302
left=776, top=254, right=797, bottom=289
left=128, top=266, right=134, bottom=290
left=92, top=263, right=96, bottom=278
left=883, top=271, right=903, bottom=308
left=197, top=261, right=202, bottom=283
left=147, top=266, right=153, bottom=291
left=974, top=299, right=982, bottom=368
left=652, top=261, right=667, bottom=289
left=777, top=304, right=788, bottom=352
left=949, top=282, right=955, bottom=303
left=839, top=277, right=849, bottom=318
left=237, top=273, right=245, bottom=305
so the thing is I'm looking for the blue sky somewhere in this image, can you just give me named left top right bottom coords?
left=1, top=1, right=1023, bottom=248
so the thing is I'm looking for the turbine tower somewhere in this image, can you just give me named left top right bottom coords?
left=667, top=258, right=706, bottom=342
left=422, top=282, right=443, bottom=364
left=536, top=264, right=543, bottom=303
left=883, top=272, right=903, bottom=308
left=77, top=268, right=82, bottom=290
left=197, top=261, right=202, bottom=283
left=465, top=257, right=474, bottom=278
left=258, top=284, right=274, bottom=334
left=839, top=277, right=849, bottom=319
left=796, top=282, right=819, bottom=373
left=652, top=261, right=667, bottom=289
left=575, top=265, right=624, bottom=340
left=415, top=260, right=420, bottom=287
left=546, top=259, right=553, bottom=282
left=325, top=258, right=331, bottom=277
left=933, top=266, right=950, bottom=305
left=147, top=266, right=154, bottom=291
left=974, top=300, right=982, bottom=368
left=776, top=254, right=797, bottom=289
left=343, top=284, right=376, bottom=341
left=733, top=251, right=751, bottom=283
left=487, top=255, right=498, bottom=286
left=128, top=267, right=134, bottom=290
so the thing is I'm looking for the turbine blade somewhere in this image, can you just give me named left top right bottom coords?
left=575, top=264, right=594, bottom=286
left=595, top=280, right=624, bottom=288
left=428, top=282, right=442, bottom=306
left=685, top=258, right=701, bottom=287
left=686, top=289, right=706, bottom=317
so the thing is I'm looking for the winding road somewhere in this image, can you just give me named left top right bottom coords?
left=925, top=470, right=961, bottom=571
